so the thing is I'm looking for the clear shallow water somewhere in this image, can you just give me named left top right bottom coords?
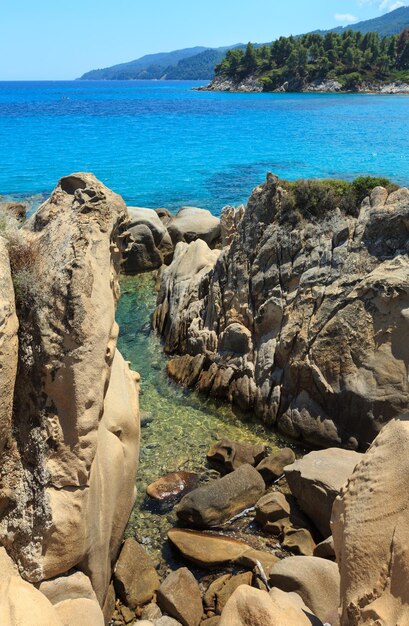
left=116, top=274, right=292, bottom=562
left=1, top=80, right=409, bottom=214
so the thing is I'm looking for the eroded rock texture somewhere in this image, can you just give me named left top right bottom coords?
left=154, top=174, right=409, bottom=449
left=0, top=173, right=140, bottom=607
left=332, top=418, right=409, bottom=625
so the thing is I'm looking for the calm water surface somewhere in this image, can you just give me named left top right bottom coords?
left=1, top=80, right=408, bottom=214
left=116, top=275, right=293, bottom=561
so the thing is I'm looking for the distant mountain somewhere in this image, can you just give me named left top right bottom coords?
left=313, top=5, right=409, bottom=37
left=79, top=6, right=409, bottom=81
left=79, top=45, right=240, bottom=81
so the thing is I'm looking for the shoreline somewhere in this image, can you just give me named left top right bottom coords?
left=197, top=75, right=409, bottom=95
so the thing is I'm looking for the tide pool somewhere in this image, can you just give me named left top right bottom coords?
left=0, top=80, right=408, bottom=214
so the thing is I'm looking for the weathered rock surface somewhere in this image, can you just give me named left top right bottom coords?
left=206, top=438, right=267, bottom=473
left=147, top=471, right=199, bottom=502
left=313, top=536, right=335, bottom=560
left=154, top=174, right=409, bottom=448
left=0, top=173, right=140, bottom=608
left=167, top=528, right=278, bottom=574
left=124, top=207, right=174, bottom=273
left=114, top=538, right=160, bottom=609
left=157, top=567, right=203, bottom=626
left=167, top=206, right=221, bottom=246
left=256, top=448, right=295, bottom=483
left=0, top=237, right=18, bottom=455
left=285, top=448, right=362, bottom=536
left=175, top=464, right=265, bottom=527
left=255, top=491, right=309, bottom=537
left=332, top=418, right=409, bottom=625
left=269, top=555, right=340, bottom=625
left=0, top=200, right=27, bottom=221
left=0, top=546, right=105, bottom=625
left=218, top=585, right=315, bottom=626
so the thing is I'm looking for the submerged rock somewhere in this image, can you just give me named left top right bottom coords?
left=154, top=174, right=409, bottom=448
left=147, top=471, right=199, bottom=502
left=175, top=464, right=265, bottom=527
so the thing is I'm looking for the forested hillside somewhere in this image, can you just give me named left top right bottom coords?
left=215, top=29, right=409, bottom=90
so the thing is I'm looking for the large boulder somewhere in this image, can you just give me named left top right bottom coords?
left=0, top=546, right=105, bottom=625
left=175, top=464, right=265, bottom=527
left=285, top=448, right=362, bottom=537
left=167, top=206, right=221, bottom=247
left=269, top=556, right=340, bottom=625
left=332, top=418, right=409, bottom=625
left=157, top=567, right=203, bottom=626
left=154, top=174, right=409, bottom=448
left=0, top=173, right=140, bottom=606
left=167, top=528, right=278, bottom=575
left=113, top=538, right=160, bottom=609
left=124, top=207, right=174, bottom=273
left=218, top=585, right=316, bottom=626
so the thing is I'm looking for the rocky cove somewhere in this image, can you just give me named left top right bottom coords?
left=0, top=171, right=409, bottom=625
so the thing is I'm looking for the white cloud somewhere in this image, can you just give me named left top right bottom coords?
left=335, top=13, right=359, bottom=23
left=358, top=0, right=405, bottom=11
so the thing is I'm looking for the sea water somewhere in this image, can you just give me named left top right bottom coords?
left=1, top=80, right=408, bottom=214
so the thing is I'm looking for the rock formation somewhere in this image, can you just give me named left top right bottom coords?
left=0, top=173, right=140, bottom=619
left=123, top=205, right=221, bottom=273
left=332, top=417, right=409, bottom=625
left=154, top=174, right=409, bottom=449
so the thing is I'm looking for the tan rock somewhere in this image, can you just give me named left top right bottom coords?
left=0, top=173, right=140, bottom=606
left=255, top=448, right=295, bottom=483
left=157, top=567, right=202, bottom=626
left=313, top=535, right=335, bottom=560
left=37, top=571, right=98, bottom=604
left=167, top=206, right=221, bottom=246
left=167, top=528, right=278, bottom=575
left=332, top=418, right=409, bottom=625
left=269, top=555, right=340, bottom=625
left=219, top=585, right=312, bottom=626
left=206, top=438, right=267, bottom=473
left=214, top=572, right=253, bottom=614
left=114, top=538, right=160, bottom=609
left=285, top=448, right=362, bottom=536
left=0, top=237, right=18, bottom=455
left=54, top=597, right=105, bottom=625
left=282, top=527, right=316, bottom=556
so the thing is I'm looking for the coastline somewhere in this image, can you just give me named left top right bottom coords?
left=197, top=75, right=409, bottom=94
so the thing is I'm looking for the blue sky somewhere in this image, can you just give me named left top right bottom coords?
left=0, top=0, right=406, bottom=80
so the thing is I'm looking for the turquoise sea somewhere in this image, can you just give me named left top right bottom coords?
left=1, top=80, right=408, bottom=214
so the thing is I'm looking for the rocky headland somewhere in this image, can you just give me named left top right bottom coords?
left=154, top=174, right=409, bottom=450
left=1, top=172, right=409, bottom=626
left=200, top=75, right=409, bottom=93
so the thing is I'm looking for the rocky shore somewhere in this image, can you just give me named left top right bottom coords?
left=1, top=172, right=409, bottom=625
left=154, top=174, right=409, bottom=449
left=199, top=75, right=409, bottom=93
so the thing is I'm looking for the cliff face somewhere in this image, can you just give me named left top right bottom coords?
left=154, top=174, right=409, bottom=450
left=0, top=174, right=140, bottom=609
